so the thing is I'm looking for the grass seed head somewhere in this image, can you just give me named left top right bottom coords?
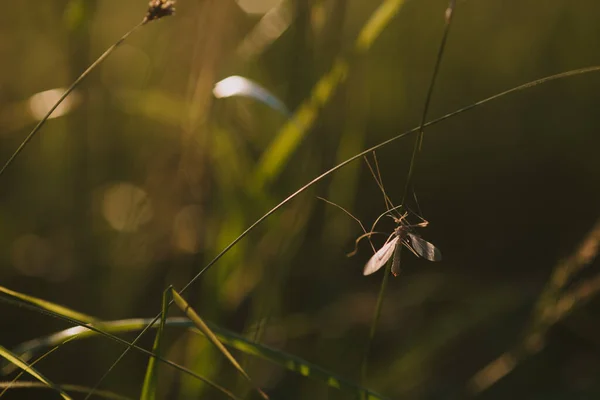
left=144, top=0, right=176, bottom=23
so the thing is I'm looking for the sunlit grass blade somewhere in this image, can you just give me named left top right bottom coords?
left=140, top=287, right=171, bottom=400
left=214, top=75, right=291, bottom=117
left=0, top=285, right=95, bottom=324
left=0, top=295, right=238, bottom=400
left=0, top=382, right=131, bottom=400
left=0, top=338, right=71, bottom=398
left=254, top=0, right=408, bottom=187
left=11, top=317, right=389, bottom=399
left=190, top=323, right=390, bottom=400
left=0, top=345, right=72, bottom=400
left=170, top=289, right=269, bottom=400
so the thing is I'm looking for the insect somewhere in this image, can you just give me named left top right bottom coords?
left=319, top=153, right=442, bottom=276
left=362, top=208, right=442, bottom=276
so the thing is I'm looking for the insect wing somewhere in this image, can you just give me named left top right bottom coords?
left=363, top=236, right=399, bottom=276
left=407, top=233, right=442, bottom=262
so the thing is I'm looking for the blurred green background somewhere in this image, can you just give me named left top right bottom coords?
left=1, top=0, right=600, bottom=399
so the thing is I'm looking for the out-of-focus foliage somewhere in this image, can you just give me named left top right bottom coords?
left=1, top=0, right=600, bottom=399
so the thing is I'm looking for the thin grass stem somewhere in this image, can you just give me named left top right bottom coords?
left=361, top=1, right=457, bottom=385
left=0, top=21, right=146, bottom=179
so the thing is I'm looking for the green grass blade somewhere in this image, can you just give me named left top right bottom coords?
left=1, top=340, right=66, bottom=398
left=140, top=287, right=171, bottom=400
left=253, top=58, right=349, bottom=187
left=0, top=382, right=132, bottom=400
left=253, top=0, right=407, bottom=187
left=190, top=323, right=390, bottom=400
left=0, top=345, right=72, bottom=400
left=170, top=289, right=269, bottom=400
left=12, top=317, right=390, bottom=400
left=0, top=285, right=95, bottom=323
left=0, top=295, right=239, bottom=400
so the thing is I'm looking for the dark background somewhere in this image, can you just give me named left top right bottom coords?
left=1, top=0, right=599, bottom=399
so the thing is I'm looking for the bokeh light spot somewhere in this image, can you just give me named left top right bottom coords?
left=102, top=182, right=153, bottom=232
left=11, top=234, right=52, bottom=277
left=237, top=0, right=283, bottom=15
left=172, top=205, right=203, bottom=253
left=28, top=88, right=80, bottom=120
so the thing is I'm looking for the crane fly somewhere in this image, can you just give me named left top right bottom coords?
left=362, top=209, right=442, bottom=277
left=319, top=153, right=442, bottom=276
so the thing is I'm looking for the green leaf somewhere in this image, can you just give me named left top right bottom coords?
left=12, top=317, right=390, bottom=400
left=0, top=285, right=95, bottom=323
left=170, top=289, right=269, bottom=399
left=253, top=0, right=408, bottom=187
left=0, top=292, right=238, bottom=400
left=140, top=287, right=171, bottom=400
left=0, top=344, right=72, bottom=400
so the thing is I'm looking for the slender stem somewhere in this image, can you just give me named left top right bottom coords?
left=401, top=0, right=456, bottom=204
left=0, top=20, right=145, bottom=179
left=363, top=0, right=457, bottom=386
left=360, top=262, right=391, bottom=387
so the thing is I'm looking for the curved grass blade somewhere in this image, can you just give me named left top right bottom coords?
left=0, top=345, right=72, bottom=400
left=99, top=63, right=600, bottom=396
left=0, top=295, right=239, bottom=400
left=0, top=382, right=131, bottom=400
left=0, top=336, right=74, bottom=398
left=11, top=317, right=390, bottom=400
left=170, top=289, right=269, bottom=400
left=140, top=287, right=171, bottom=400
left=0, top=285, right=95, bottom=323
left=213, top=76, right=291, bottom=117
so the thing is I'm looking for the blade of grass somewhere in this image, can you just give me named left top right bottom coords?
left=0, top=344, right=62, bottom=398
left=12, top=317, right=390, bottom=400
left=0, top=382, right=132, bottom=400
left=360, top=261, right=392, bottom=390
left=0, top=285, right=96, bottom=323
left=468, top=219, right=600, bottom=394
left=140, top=287, right=171, bottom=400
left=254, top=0, right=409, bottom=187
left=0, top=294, right=239, bottom=400
left=361, top=0, right=458, bottom=389
left=170, top=288, right=269, bottom=400
left=96, top=63, right=600, bottom=395
left=0, top=345, right=72, bottom=400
